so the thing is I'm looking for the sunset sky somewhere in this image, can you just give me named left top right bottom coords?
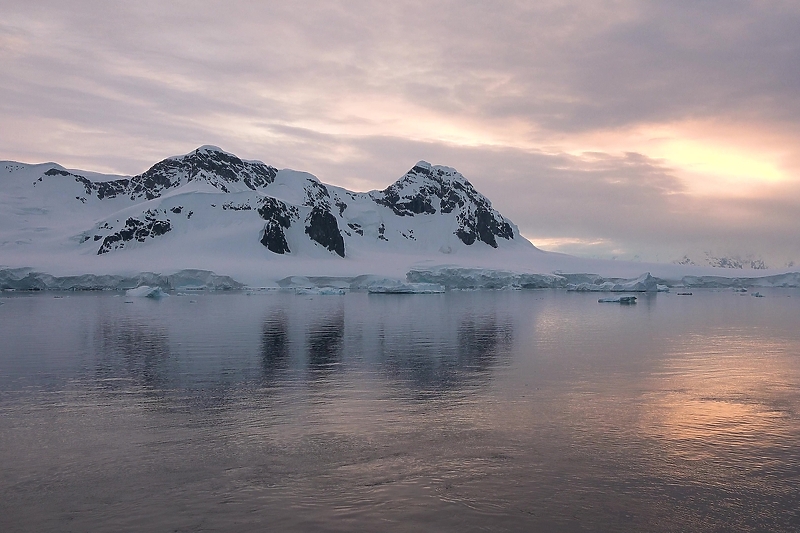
left=2, top=1, right=798, bottom=266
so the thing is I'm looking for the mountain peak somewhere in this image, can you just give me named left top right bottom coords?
left=165, top=145, right=233, bottom=162
left=412, top=160, right=432, bottom=172
left=196, top=144, right=228, bottom=154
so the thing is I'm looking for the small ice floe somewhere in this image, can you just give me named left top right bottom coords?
left=752, top=292, right=764, bottom=297
left=295, top=287, right=346, bottom=295
left=598, top=295, right=637, bottom=304
left=125, top=286, right=168, bottom=299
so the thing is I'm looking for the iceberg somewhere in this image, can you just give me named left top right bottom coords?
left=598, top=295, right=637, bottom=304
left=568, top=273, right=658, bottom=292
left=125, top=286, right=168, bottom=299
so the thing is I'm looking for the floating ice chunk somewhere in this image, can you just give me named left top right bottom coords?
left=125, top=286, right=168, bottom=299
left=598, top=295, right=637, bottom=304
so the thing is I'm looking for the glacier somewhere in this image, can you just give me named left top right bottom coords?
left=0, top=268, right=243, bottom=291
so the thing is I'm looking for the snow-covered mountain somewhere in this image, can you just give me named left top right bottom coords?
left=1, top=146, right=535, bottom=282
left=3, top=145, right=799, bottom=289
left=673, top=253, right=792, bottom=270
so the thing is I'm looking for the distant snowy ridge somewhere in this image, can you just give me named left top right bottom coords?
left=674, top=252, right=795, bottom=270
left=407, top=267, right=800, bottom=290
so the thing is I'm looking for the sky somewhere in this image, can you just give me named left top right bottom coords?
left=2, top=0, right=799, bottom=266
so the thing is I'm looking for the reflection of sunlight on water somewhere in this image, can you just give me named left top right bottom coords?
left=640, top=332, right=799, bottom=492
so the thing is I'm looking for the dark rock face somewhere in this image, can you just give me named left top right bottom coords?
left=134, top=147, right=278, bottom=198
left=45, top=168, right=130, bottom=200
left=377, top=223, right=388, bottom=241
left=455, top=207, right=514, bottom=248
left=97, top=209, right=172, bottom=254
left=222, top=201, right=252, bottom=211
left=47, top=147, right=278, bottom=202
left=305, top=207, right=345, bottom=257
left=257, top=197, right=298, bottom=254
left=302, top=178, right=332, bottom=206
left=372, top=165, right=439, bottom=217
left=298, top=178, right=347, bottom=257
left=373, top=186, right=437, bottom=216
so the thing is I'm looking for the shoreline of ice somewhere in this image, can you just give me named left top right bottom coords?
left=2, top=266, right=799, bottom=293
left=0, top=268, right=244, bottom=292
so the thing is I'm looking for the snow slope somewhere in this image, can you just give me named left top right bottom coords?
left=2, top=146, right=798, bottom=288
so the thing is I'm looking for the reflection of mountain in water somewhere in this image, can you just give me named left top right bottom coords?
left=378, top=314, right=514, bottom=390
left=458, top=318, right=514, bottom=370
left=81, top=292, right=519, bottom=404
left=94, top=316, right=171, bottom=392
left=261, top=311, right=289, bottom=381
left=307, top=310, right=345, bottom=369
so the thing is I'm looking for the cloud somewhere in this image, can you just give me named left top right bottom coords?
left=1, top=0, right=798, bottom=265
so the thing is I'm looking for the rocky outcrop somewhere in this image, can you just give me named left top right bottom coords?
left=47, top=146, right=279, bottom=202
left=257, top=197, right=298, bottom=254
left=96, top=209, right=173, bottom=254
left=371, top=161, right=515, bottom=248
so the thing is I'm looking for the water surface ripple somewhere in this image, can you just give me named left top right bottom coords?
left=1, top=289, right=799, bottom=532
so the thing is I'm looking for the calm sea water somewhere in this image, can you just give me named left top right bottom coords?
left=1, top=289, right=799, bottom=532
